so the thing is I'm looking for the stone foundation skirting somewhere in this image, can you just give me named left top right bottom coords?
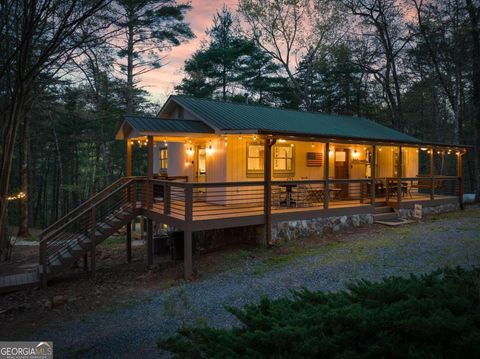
left=398, top=203, right=459, bottom=219
left=272, top=214, right=374, bottom=242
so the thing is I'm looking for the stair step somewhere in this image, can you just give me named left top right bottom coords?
left=374, top=212, right=399, bottom=221
left=374, top=206, right=394, bottom=214
left=49, top=258, right=62, bottom=268
left=374, top=201, right=387, bottom=207
left=97, top=222, right=112, bottom=231
left=44, top=205, right=135, bottom=277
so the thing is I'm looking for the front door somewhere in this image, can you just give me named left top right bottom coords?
left=195, top=146, right=207, bottom=200
left=334, top=149, right=349, bottom=199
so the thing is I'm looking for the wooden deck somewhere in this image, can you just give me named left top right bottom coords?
left=144, top=191, right=459, bottom=232
left=0, top=271, right=39, bottom=294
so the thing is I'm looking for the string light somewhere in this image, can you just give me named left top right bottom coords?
left=7, top=191, right=26, bottom=201
left=311, top=143, right=315, bottom=148
left=224, top=136, right=228, bottom=147
left=329, top=146, right=334, bottom=157
left=206, top=141, right=214, bottom=155
left=164, top=138, right=168, bottom=147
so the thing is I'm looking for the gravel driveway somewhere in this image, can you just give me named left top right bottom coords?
left=28, top=209, right=480, bottom=358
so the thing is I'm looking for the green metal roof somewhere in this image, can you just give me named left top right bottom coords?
left=170, top=95, right=421, bottom=144
left=125, top=116, right=214, bottom=134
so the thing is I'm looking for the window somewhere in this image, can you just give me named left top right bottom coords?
left=247, top=142, right=264, bottom=177
left=159, top=147, right=168, bottom=171
left=273, top=145, right=294, bottom=176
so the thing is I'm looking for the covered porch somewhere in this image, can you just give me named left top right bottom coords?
left=123, top=132, right=464, bottom=237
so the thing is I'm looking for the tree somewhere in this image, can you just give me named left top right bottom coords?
left=111, top=0, right=194, bottom=113
left=0, top=0, right=110, bottom=254
left=296, top=43, right=371, bottom=115
left=465, top=0, right=480, bottom=200
left=177, top=6, right=254, bottom=100
left=239, top=0, right=343, bottom=110
left=410, top=0, right=470, bottom=144
left=337, top=0, right=411, bottom=131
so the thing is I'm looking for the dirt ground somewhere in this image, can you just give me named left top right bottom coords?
left=0, top=236, right=261, bottom=340
left=0, top=207, right=479, bottom=342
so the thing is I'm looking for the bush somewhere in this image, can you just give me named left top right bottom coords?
left=158, top=267, right=480, bottom=358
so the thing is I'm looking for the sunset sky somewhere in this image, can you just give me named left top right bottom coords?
left=142, top=0, right=240, bottom=105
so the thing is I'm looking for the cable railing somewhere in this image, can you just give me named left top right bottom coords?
left=383, top=176, right=460, bottom=202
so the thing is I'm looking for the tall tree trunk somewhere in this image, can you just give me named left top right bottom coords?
left=465, top=0, right=480, bottom=200
left=0, top=88, right=27, bottom=253
left=17, top=111, right=31, bottom=237
left=52, top=126, right=64, bottom=219
left=126, top=13, right=135, bottom=114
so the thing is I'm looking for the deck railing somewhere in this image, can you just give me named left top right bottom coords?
left=384, top=176, right=460, bottom=203
left=145, top=176, right=462, bottom=223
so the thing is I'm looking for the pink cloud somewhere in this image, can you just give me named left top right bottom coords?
left=140, top=0, right=240, bottom=104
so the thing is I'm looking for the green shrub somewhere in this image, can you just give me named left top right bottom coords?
left=158, top=267, right=480, bottom=358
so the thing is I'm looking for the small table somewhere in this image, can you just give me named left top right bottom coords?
left=387, top=181, right=408, bottom=197
left=328, top=188, right=343, bottom=200
left=279, top=183, right=297, bottom=207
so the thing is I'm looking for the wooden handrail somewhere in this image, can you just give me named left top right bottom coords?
left=39, top=176, right=144, bottom=237
left=40, top=179, right=136, bottom=243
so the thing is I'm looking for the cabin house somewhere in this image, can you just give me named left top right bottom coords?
left=38, top=95, right=467, bottom=284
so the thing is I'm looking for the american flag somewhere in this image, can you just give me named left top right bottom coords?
left=307, top=152, right=323, bottom=166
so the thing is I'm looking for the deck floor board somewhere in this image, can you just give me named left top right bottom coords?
left=150, top=194, right=457, bottom=222
left=0, top=271, right=39, bottom=294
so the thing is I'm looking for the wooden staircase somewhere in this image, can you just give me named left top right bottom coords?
left=373, top=201, right=411, bottom=226
left=38, top=178, right=141, bottom=284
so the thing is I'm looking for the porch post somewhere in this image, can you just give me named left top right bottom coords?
left=147, top=136, right=154, bottom=209
left=430, top=148, right=434, bottom=200
left=184, top=230, right=193, bottom=279
left=146, top=218, right=153, bottom=267
left=147, top=136, right=154, bottom=179
left=371, top=145, right=376, bottom=205
left=126, top=220, right=132, bottom=263
left=324, top=143, right=330, bottom=209
left=457, top=152, right=464, bottom=209
left=397, top=146, right=402, bottom=204
left=126, top=139, right=132, bottom=177
left=264, top=138, right=275, bottom=246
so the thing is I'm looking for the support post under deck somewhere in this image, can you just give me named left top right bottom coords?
left=126, top=220, right=132, bottom=263
left=184, top=230, right=193, bottom=279
left=146, top=218, right=153, bottom=267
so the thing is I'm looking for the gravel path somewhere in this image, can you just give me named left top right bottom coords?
left=29, top=209, right=480, bottom=358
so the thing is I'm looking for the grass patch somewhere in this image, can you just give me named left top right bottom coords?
left=159, top=267, right=480, bottom=358
left=163, top=287, right=191, bottom=317
left=102, top=235, right=126, bottom=246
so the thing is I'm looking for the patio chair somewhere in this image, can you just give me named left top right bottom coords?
left=271, top=186, right=284, bottom=209
left=294, top=185, right=310, bottom=207
left=409, top=175, right=433, bottom=197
